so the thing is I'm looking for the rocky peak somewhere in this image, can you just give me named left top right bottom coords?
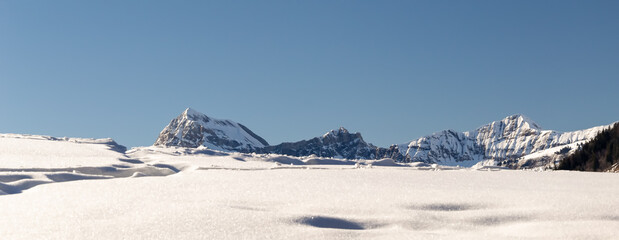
left=259, top=127, right=402, bottom=160
left=322, top=127, right=350, bottom=137
left=154, top=108, right=268, bottom=151
left=321, top=127, right=365, bottom=145
left=503, top=114, right=541, bottom=131
left=473, top=114, right=542, bottom=140
left=182, top=108, right=208, bottom=121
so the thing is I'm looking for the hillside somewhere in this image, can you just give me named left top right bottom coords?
left=558, top=123, right=619, bottom=171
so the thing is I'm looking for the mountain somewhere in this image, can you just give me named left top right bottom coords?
left=154, top=109, right=402, bottom=160
left=258, top=127, right=404, bottom=160
left=154, top=109, right=613, bottom=169
left=400, top=114, right=613, bottom=167
left=154, top=108, right=269, bottom=152
left=558, top=122, right=619, bottom=172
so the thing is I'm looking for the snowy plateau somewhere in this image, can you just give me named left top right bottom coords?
left=1, top=111, right=619, bottom=239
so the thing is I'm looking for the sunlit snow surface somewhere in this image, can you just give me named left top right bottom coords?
left=1, top=134, right=619, bottom=239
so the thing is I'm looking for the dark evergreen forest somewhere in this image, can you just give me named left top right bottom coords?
left=559, top=123, right=619, bottom=171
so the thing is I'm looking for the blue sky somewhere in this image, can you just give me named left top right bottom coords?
left=1, top=0, right=618, bottom=148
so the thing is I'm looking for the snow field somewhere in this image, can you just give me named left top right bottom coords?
left=0, top=134, right=176, bottom=195
left=1, top=134, right=619, bottom=239
left=1, top=166, right=619, bottom=239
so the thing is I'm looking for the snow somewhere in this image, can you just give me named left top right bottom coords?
left=0, top=134, right=125, bottom=168
left=1, top=134, right=619, bottom=239
left=401, top=115, right=616, bottom=167
left=183, top=108, right=268, bottom=149
left=0, top=134, right=176, bottom=195
left=322, top=127, right=351, bottom=138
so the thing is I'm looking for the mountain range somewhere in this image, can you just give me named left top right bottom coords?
left=154, top=108, right=614, bottom=168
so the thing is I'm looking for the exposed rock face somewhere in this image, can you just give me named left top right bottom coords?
left=259, top=127, right=404, bottom=160
left=376, top=144, right=405, bottom=161
left=154, top=108, right=268, bottom=152
left=401, top=115, right=612, bottom=166
left=403, top=129, right=484, bottom=163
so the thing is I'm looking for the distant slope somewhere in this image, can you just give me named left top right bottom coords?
left=558, top=123, right=619, bottom=172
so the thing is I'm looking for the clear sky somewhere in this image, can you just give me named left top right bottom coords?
left=1, top=0, right=618, bottom=148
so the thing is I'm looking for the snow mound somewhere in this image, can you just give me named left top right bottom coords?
left=0, top=134, right=177, bottom=195
left=364, top=158, right=403, bottom=167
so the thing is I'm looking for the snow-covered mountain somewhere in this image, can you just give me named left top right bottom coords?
left=154, top=108, right=269, bottom=152
left=401, top=114, right=613, bottom=167
left=154, top=109, right=612, bottom=168
left=258, top=127, right=404, bottom=160
left=154, top=109, right=403, bottom=160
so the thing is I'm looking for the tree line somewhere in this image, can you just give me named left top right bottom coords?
left=559, top=122, right=619, bottom=171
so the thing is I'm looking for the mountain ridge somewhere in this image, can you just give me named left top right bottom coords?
left=257, top=126, right=404, bottom=160
left=154, top=108, right=613, bottom=168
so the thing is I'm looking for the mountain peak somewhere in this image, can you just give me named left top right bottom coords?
left=182, top=107, right=207, bottom=120
left=259, top=126, right=391, bottom=160
left=323, top=127, right=350, bottom=138
left=502, top=114, right=541, bottom=131
left=155, top=108, right=268, bottom=150
left=179, top=108, right=212, bottom=124
left=183, top=107, right=197, bottom=115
